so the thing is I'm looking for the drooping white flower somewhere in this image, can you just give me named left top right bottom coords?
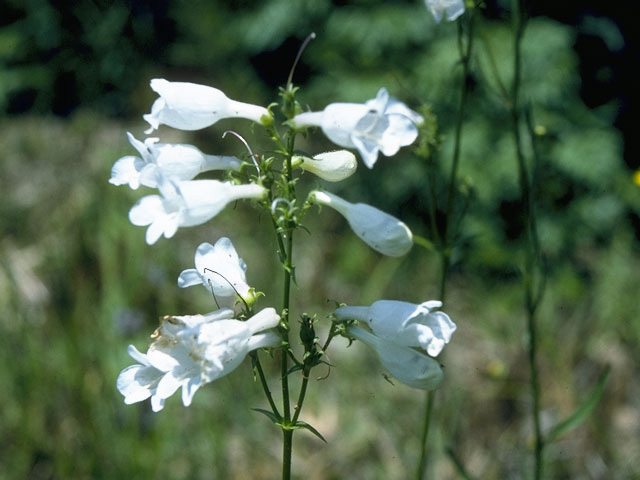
left=144, top=79, right=271, bottom=133
left=116, top=308, right=281, bottom=410
left=348, top=326, right=443, bottom=390
left=128, top=179, right=267, bottom=244
left=292, top=88, right=422, bottom=168
left=109, top=132, right=242, bottom=190
left=425, top=0, right=465, bottom=23
left=178, top=238, right=253, bottom=307
left=292, top=150, right=357, bottom=182
left=335, top=300, right=455, bottom=357
left=309, top=190, right=413, bottom=257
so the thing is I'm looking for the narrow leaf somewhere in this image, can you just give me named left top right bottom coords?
left=251, top=408, right=281, bottom=424
left=294, top=420, right=327, bottom=443
left=547, top=365, right=611, bottom=443
left=446, top=447, right=477, bottom=480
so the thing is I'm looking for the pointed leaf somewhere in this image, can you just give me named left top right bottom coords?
left=547, top=365, right=611, bottom=443
left=446, top=447, right=477, bottom=480
left=294, top=420, right=327, bottom=443
left=252, top=408, right=281, bottom=424
left=286, top=364, right=304, bottom=376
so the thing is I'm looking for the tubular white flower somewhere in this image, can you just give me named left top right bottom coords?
left=110, top=132, right=242, bottom=190
left=335, top=300, right=456, bottom=357
left=144, top=79, right=270, bottom=133
left=292, top=150, right=357, bottom=182
left=292, top=88, right=421, bottom=168
left=348, top=326, right=443, bottom=390
left=424, top=0, right=465, bottom=23
left=178, top=238, right=253, bottom=307
left=117, top=308, right=280, bottom=410
left=128, top=179, right=267, bottom=245
left=310, top=190, right=413, bottom=257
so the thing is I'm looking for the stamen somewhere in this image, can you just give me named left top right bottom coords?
left=203, top=267, right=250, bottom=313
left=222, top=130, right=260, bottom=174
left=287, top=32, right=316, bottom=88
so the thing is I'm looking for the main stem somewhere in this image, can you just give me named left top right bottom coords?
left=281, top=133, right=296, bottom=480
left=416, top=16, right=472, bottom=480
left=511, top=1, right=543, bottom=477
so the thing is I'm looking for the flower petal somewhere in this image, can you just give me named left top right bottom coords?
left=129, top=195, right=164, bottom=226
left=178, top=268, right=203, bottom=288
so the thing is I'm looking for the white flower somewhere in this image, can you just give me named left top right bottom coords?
left=335, top=300, right=456, bottom=357
left=116, top=345, right=167, bottom=412
left=292, top=88, right=421, bottom=168
left=292, top=150, right=357, bottom=182
left=348, top=326, right=443, bottom=390
left=117, top=308, right=281, bottom=410
left=144, top=79, right=270, bottom=133
left=109, top=132, right=242, bottom=190
left=128, top=179, right=267, bottom=244
left=178, top=238, right=253, bottom=307
left=425, top=0, right=465, bottom=23
left=309, top=190, right=413, bottom=257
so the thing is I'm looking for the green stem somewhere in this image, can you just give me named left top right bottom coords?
left=511, top=1, right=544, bottom=478
left=416, top=387, right=436, bottom=479
left=253, top=352, right=281, bottom=419
left=291, top=367, right=310, bottom=424
left=443, top=17, right=474, bottom=242
left=280, top=132, right=296, bottom=480
left=417, top=15, right=473, bottom=480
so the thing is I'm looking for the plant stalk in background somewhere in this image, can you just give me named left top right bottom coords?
left=416, top=8, right=475, bottom=479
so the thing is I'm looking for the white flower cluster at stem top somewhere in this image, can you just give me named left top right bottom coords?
left=112, top=77, right=455, bottom=411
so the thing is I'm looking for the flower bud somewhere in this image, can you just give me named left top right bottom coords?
left=292, top=150, right=357, bottom=182
left=309, top=190, right=412, bottom=256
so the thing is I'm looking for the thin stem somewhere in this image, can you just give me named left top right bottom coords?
left=416, top=387, right=436, bottom=479
left=280, top=131, right=297, bottom=480
left=417, top=15, right=473, bottom=480
left=443, top=16, right=474, bottom=242
left=252, top=352, right=281, bottom=419
left=291, top=367, right=310, bottom=424
left=511, top=0, right=544, bottom=477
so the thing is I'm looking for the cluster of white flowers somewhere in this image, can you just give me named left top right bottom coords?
left=110, top=80, right=271, bottom=245
left=117, top=307, right=280, bottom=411
left=111, top=80, right=282, bottom=409
left=112, top=76, right=456, bottom=410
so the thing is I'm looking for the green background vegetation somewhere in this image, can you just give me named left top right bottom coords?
left=1, top=0, right=639, bottom=478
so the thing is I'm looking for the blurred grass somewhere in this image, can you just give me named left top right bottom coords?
left=1, top=1, right=640, bottom=479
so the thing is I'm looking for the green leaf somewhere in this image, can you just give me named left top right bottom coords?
left=446, top=447, right=477, bottom=480
left=293, top=420, right=327, bottom=443
left=546, top=365, right=611, bottom=443
left=251, top=408, right=281, bottom=425
left=286, top=363, right=304, bottom=376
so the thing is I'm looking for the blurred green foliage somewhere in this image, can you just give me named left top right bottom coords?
left=1, top=0, right=639, bottom=479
